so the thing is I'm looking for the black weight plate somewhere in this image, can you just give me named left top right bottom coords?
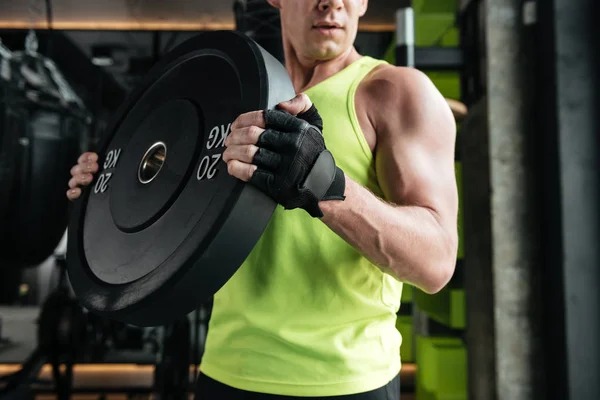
left=67, top=30, right=296, bottom=327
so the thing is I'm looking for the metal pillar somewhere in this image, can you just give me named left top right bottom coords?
left=486, top=0, right=547, bottom=398
left=460, top=96, right=498, bottom=400
left=459, top=2, right=498, bottom=399
left=395, top=8, right=415, bottom=68
left=536, top=0, right=600, bottom=398
left=461, top=0, right=547, bottom=398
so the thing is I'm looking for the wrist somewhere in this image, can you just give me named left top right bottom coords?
left=318, top=171, right=350, bottom=219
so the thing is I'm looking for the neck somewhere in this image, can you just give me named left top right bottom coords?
left=282, top=41, right=362, bottom=93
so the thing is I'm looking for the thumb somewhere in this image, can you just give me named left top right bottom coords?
left=277, top=93, right=313, bottom=115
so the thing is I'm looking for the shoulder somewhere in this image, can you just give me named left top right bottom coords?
left=359, top=64, right=455, bottom=139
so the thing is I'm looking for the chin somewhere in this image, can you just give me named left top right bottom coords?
left=308, top=46, right=344, bottom=61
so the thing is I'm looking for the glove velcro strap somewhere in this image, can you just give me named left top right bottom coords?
left=323, top=166, right=346, bottom=202
left=301, top=150, right=346, bottom=217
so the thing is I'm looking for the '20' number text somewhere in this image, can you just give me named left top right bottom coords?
left=94, top=148, right=121, bottom=194
left=197, top=123, right=230, bottom=182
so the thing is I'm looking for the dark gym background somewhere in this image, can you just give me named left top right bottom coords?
left=0, top=0, right=598, bottom=399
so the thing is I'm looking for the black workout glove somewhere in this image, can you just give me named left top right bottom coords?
left=249, top=104, right=346, bottom=218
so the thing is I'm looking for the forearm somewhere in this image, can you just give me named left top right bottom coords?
left=319, top=176, right=457, bottom=294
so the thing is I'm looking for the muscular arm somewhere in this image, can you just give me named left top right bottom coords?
left=223, top=68, right=458, bottom=293
left=319, top=67, right=459, bottom=294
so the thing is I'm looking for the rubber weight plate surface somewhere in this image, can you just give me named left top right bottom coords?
left=67, top=31, right=295, bottom=327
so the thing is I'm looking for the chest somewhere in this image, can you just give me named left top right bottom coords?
left=305, top=78, right=378, bottom=156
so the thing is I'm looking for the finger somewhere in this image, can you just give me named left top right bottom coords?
left=296, top=104, right=323, bottom=131
left=68, top=173, right=94, bottom=189
left=68, top=176, right=79, bottom=189
left=252, top=148, right=282, bottom=171
left=276, top=94, right=322, bottom=130
left=224, top=125, right=265, bottom=147
left=256, top=127, right=300, bottom=152
left=276, top=93, right=313, bottom=116
left=83, top=162, right=99, bottom=174
left=71, top=164, right=83, bottom=176
left=71, top=162, right=99, bottom=176
left=222, top=144, right=259, bottom=164
left=263, top=109, right=310, bottom=133
left=78, top=152, right=98, bottom=164
left=66, top=187, right=82, bottom=201
left=226, top=159, right=257, bottom=182
left=231, top=110, right=265, bottom=130
left=249, top=168, right=276, bottom=195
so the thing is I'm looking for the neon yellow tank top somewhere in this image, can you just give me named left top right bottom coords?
left=200, top=56, right=403, bottom=397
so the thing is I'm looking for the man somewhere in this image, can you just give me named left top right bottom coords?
left=67, top=0, right=458, bottom=398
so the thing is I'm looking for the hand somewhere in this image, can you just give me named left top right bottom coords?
left=66, top=152, right=99, bottom=201
left=223, top=94, right=346, bottom=218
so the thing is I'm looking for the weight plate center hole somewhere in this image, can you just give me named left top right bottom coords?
left=138, top=141, right=167, bottom=184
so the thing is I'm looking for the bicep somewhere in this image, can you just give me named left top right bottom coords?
left=374, top=75, right=458, bottom=229
left=376, top=130, right=457, bottom=219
